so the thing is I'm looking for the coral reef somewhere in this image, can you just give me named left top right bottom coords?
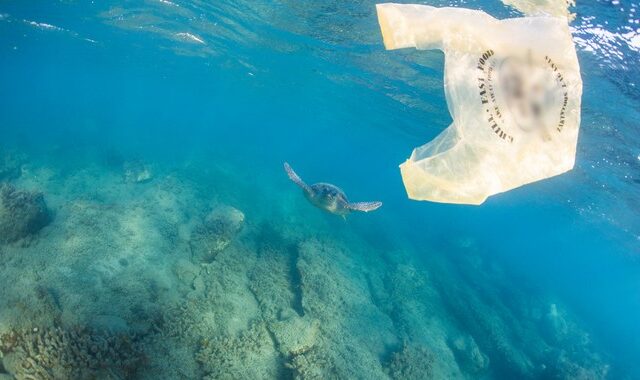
left=449, top=334, right=489, bottom=374
left=249, top=245, right=301, bottom=319
left=269, top=310, right=319, bottom=360
left=542, top=349, right=609, bottom=380
left=0, top=150, right=617, bottom=380
left=430, top=246, right=612, bottom=379
left=0, top=150, right=24, bottom=181
left=0, top=326, right=145, bottom=380
left=0, top=183, right=51, bottom=244
left=542, top=303, right=570, bottom=344
left=285, top=346, right=335, bottom=380
left=374, top=259, right=465, bottom=379
left=123, top=160, right=153, bottom=184
left=291, top=239, right=397, bottom=379
left=195, top=322, right=282, bottom=379
left=190, top=205, right=245, bottom=263
left=155, top=299, right=218, bottom=344
left=537, top=303, right=610, bottom=379
left=437, top=264, right=538, bottom=377
left=385, top=342, right=435, bottom=380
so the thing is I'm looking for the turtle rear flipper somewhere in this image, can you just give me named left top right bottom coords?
left=347, top=201, right=382, bottom=212
left=284, top=162, right=311, bottom=193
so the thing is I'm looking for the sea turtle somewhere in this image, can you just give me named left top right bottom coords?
left=284, top=162, right=382, bottom=216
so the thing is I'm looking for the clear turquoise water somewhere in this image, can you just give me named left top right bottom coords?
left=0, top=1, right=638, bottom=379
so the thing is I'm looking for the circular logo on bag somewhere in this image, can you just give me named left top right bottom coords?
left=477, top=50, right=569, bottom=143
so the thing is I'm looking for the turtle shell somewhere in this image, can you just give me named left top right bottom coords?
left=306, top=183, right=350, bottom=215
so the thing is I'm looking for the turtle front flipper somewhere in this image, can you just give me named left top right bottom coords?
left=284, top=162, right=312, bottom=194
left=347, top=201, right=382, bottom=212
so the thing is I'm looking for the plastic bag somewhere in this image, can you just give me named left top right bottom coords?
left=376, top=3, right=582, bottom=205
left=502, top=0, right=575, bottom=20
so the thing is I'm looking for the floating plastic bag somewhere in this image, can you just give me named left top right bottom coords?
left=376, top=3, right=582, bottom=205
left=502, top=0, right=575, bottom=20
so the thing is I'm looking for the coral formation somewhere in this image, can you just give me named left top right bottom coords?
left=374, top=259, right=465, bottom=379
left=0, top=183, right=51, bottom=244
left=123, top=160, right=153, bottom=183
left=385, top=342, right=435, bottom=380
left=449, top=334, right=489, bottom=374
left=190, top=205, right=245, bottom=263
left=269, top=310, right=319, bottom=359
left=542, top=303, right=569, bottom=344
left=0, top=326, right=145, bottom=380
left=195, top=322, right=281, bottom=379
left=430, top=248, right=612, bottom=379
left=537, top=303, right=610, bottom=379
left=542, top=349, right=609, bottom=380
left=156, top=299, right=217, bottom=344
left=291, top=239, right=397, bottom=379
left=285, top=346, right=335, bottom=380
left=0, top=148, right=616, bottom=380
left=0, top=150, right=24, bottom=181
left=437, top=264, right=538, bottom=377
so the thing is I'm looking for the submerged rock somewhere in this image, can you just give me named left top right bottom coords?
left=385, top=342, right=436, bottom=380
left=196, top=322, right=280, bottom=379
left=0, top=326, right=146, bottom=379
left=190, top=205, right=244, bottom=263
left=270, top=310, right=320, bottom=357
left=0, top=150, right=25, bottom=181
left=0, top=183, right=51, bottom=243
left=542, top=303, right=569, bottom=344
left=123, top=160, right=153, bottom=183
left=541, top=347, right=610, bottom=380
left=450, top=334, right=490, bottom=374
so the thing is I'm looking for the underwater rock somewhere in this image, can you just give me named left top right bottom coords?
left=195, top=322, right=281, bottom=379
left=123, top=160, right=153, bottom=183
left=0, top=326, right=146, bottom=379
left=173, top=258, right=201, bottom=289
left=156, top=301, right=213, bottom=343
left=190, top=205, right=245, bottom=263
left=385, top=342, right=436, bottom=380
left=90, top=315, right=129, bottom=334
left=541, top=303, right=569, bottom=344
left=248, top=240, right=304, bottom=318
left=438, top=281, right=534, bottom=377
left=541, top=348, right=610, bottom=380
left=379, top=261, right=466, bottom=378
left=270, top=310, right=320, bottom=357
left=0, top=183, right=51, bottom=243
left=0, top=150, right=25, bottom=181
left=286, top=346, right=336, bottom=380
left=449, top=334, right=490, bottom=374
left=534, top=302, right=610, bottom=378
left=294, top=239, right=397, bottom=379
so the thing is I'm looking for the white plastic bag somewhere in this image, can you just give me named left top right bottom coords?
left=502, top=0, right=575, bottom=20
left=376, top=3, right=582, bottom=205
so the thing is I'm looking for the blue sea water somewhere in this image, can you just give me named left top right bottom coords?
left=0, top=1, right=638, bottom=379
